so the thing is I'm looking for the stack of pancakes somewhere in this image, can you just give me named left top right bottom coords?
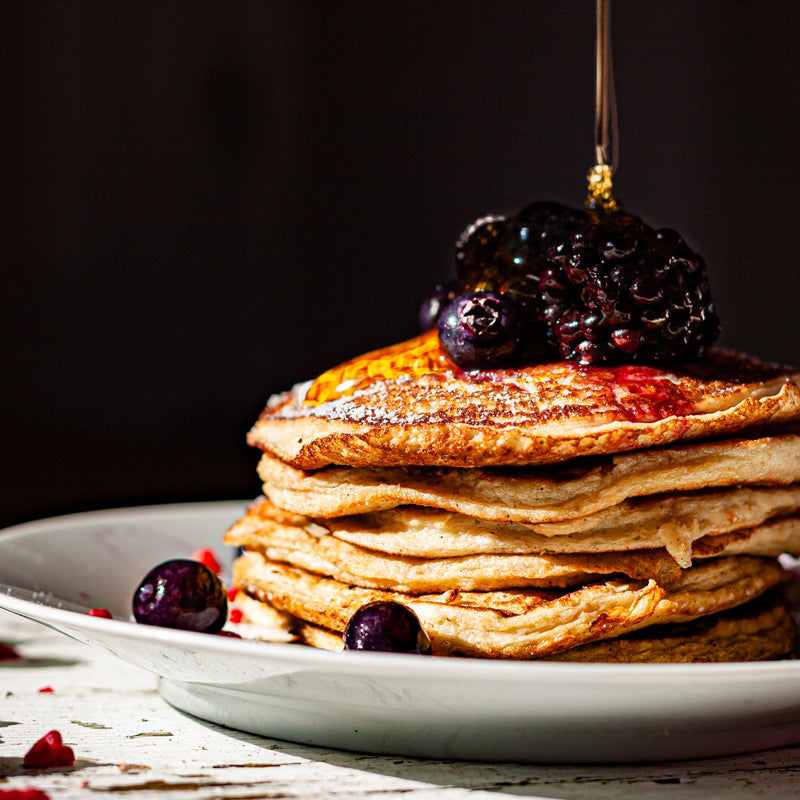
left=225, top=331, right=800, bottom=661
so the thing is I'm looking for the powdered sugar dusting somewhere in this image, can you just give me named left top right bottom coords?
left=265, top=364, right=719, bottom=427
left=279, top=379, right=436, bottom=425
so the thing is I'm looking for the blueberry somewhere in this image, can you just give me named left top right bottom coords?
left=132, top=559, right=228, bottom=633
left=343, top=601, right=432, bottom=655
left=496, top=201, right=587, bottom=278
left=455, top=215, right=507, bottom=283
left=438, top=291, right=520, bottom=369
left=418, top=279, right=459, bottom=331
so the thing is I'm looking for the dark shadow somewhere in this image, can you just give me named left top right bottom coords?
left=0, top=758, right=95, bottom=778
left=1, top=656, right=84, bottom=669
left=165, top=706, right=800, bottom=799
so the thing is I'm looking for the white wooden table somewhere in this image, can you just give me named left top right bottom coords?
left=2, top=610, right=800, bottom=800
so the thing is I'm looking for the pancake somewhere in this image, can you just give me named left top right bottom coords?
left=292, top=593, right=797, bottom=663
left=227, top=496, right=800, bottom=591
left=257, top=428, right=800, bottom=521
left=225, top=494, right=800, bottom=576
left=330, top=512, right=800, bottom=568
left=227, top=512, right=683, bottom=590
left=231, top=551, right=788, bottom=659
left=548, top=594, right=798, bottom=662
left=247, top=474, right=800, bottom=567
left=327, top=488, right=800, bottom=567
left=227, top=509, right=800, bottom=592
left=248, top=332, right=800, bottom=470
left=232, top=330, right=800, bottom=662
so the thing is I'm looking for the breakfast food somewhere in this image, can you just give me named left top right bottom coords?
left=133, top=559, right=229, bottom=633
left=248, top=341, right=800, bottom=470
left=225, top=200, right=800, bottom=662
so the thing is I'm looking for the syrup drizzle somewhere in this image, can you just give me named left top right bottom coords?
left=304, top=332, right=450, bottom=406
left=587, top=0, right=619, bottom=212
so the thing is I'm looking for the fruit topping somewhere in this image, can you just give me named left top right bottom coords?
left=0, top=788, right=52, bottom=799
left=495, top=201, right=588, bottom=280
left=22, top=730, right=74, bottom=769
left=543, top=212, right=719, bottom=364
left=0, top=642, right=20, bottom=660
left=228, top=608, right=244, bottom=624
left=418, top=279, right=459, bottom=331
left=191, top=547, right=223, bottom=574
left=455, top=215, right=507, bottom=286
left=438, top=291, right=521, bottom=370
left=423, top=200, right=719, bottom=368
left=343, top=601, right=432, bottom=655
left=132, top=559, right=228, bottom=633
left=87, top=608, right=112, bottom=619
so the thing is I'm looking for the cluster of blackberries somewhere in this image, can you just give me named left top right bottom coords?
left=420, top=201, right=720, bottom=368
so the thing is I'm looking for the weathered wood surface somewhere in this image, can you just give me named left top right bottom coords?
left=2, top=611, right=799, bottom=800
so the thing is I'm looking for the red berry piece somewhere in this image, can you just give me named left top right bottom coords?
left=0, top=642, right=20, bottom=660
left=191, top=548, right=222, bottom=574
left=37, top=687, right=54, bottom=694
left=0, top=788, right=52, bottom=799
left=227, top=586, right=239, bottom=602
left=87, top=608, right=112, bottom=619
left=22, top=730, right=75, bottom=769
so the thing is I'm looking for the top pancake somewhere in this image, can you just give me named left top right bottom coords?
left=248, top=331, right=800, bottom=469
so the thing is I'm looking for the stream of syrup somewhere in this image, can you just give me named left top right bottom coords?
left=586, top=0, right=619, bottom=213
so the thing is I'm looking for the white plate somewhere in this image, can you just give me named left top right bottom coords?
left=2, top=502, right=800, bottom=764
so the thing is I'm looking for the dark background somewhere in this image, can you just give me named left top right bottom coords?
left=2, top=1, right=799, bottom=528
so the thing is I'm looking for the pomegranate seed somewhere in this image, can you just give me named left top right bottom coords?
left=227, top=586, right=239, bottom=602
left=0, top=643, right=20, bottom=660
left=191, top=548, right=222, bottom=574
left=0, top=788, right=52, bottom=799
left=37, top=687, right=54, bottom=694
left=87, top=609, right=112, bottom=619
left=228, top=608, right=244, bottom=624
left=22, top=730, right=75, bottom=769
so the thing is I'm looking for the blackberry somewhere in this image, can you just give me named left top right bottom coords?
left=542, top=212, right=719, bottom=365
